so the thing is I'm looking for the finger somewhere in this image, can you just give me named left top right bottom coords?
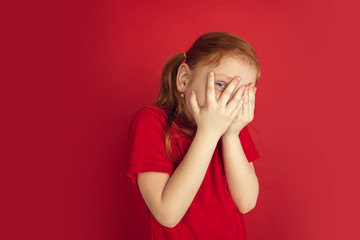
left=189, top=90, right=200, bottom=116
left=230, top=93, right=244, bottom=119
left=226, top=84, right=245, bottom=113
left=206, top=72, right=216, bottom=104
left=218, top=76, right=241, bottom=106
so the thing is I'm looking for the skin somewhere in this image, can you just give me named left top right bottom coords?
left=137, top=54, right=259, bottom=228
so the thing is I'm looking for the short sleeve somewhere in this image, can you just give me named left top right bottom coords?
left=126, top=106, right=175, bottom=188
left=239, top=125, right=261, bottom=162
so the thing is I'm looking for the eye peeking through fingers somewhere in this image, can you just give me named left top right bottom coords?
left=215, top=82, right=227, bottom=90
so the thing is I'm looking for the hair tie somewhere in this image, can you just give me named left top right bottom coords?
left=181, top=52, right=187, bottom=64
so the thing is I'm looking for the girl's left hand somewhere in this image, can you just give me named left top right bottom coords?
left=223, top=82, right=257, bottom=136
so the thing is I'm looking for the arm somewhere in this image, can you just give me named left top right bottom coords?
left=137, top=71, right=244, bottom=227
left=137, top=131, right=219, bottom=228
left=221, top=133, right=259, bottom=214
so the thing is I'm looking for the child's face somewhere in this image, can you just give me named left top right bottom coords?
left=183, top=55, right=257, bottom=117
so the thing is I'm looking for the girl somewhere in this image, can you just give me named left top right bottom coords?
left=127, top=32, right=261, bottom=240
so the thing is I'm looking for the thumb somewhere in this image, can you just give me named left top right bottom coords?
left=189, top=90, right=200, bottom=116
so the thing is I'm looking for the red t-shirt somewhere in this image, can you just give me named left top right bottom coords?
left=127, top=105, right=261, bottom=240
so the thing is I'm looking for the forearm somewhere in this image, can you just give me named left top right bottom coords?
left=221, top=133, right=259, bottom=213
left=161, top=131, right=219, bottom=224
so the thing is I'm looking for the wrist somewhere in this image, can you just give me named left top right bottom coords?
left=222, top=131, right=240, bottom=139
left=221, top=132, right=241, bottom=148
left=196, top=128, right=222, bottom=142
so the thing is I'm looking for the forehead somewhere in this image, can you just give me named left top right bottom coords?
left=197, top=55, right=257, bottom=84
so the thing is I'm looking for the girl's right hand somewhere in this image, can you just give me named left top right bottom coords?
left=189, top=71, right=246, bottom=140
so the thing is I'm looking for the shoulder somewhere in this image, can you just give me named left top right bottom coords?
left=133, top=104, right=167, bottom=117
left=132, top=105, right=168, bottom=123
left=129, top=105, right=169, bottom=134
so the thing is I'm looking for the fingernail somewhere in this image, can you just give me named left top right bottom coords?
left=210, top=72, right=214, bottom=76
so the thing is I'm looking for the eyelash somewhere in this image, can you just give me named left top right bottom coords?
left=216, top=82, right=227, bottom=89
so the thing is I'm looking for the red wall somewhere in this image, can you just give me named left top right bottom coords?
left=5, top=0, right=360, bottom=239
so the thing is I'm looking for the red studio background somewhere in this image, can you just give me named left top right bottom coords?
left=2, top=0, right=360, bottom=239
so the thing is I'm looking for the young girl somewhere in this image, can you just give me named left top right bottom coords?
left=127, top=32, right=261, bottom=240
